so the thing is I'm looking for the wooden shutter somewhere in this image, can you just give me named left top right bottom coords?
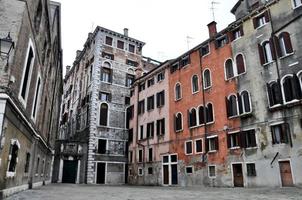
left=162, top=91, right=165, bottom=106
left=276, top=79, right=283, bottom=104
left=264, top=11, right=270, bottom=22
left=269, top=38, right=276, bottom=60
left=237, top=93, right=243, bottom=114
left=240, top=26, right=244, bottom=36
left=292, top=74, right=302, bottom=99
left=258, top=44, right=265, bottom=65
left=266, top=83, right=273, bottom=107
left=281, top=123, right=289, bottom=144
left=229, top=31, right=234, bottom=42
left=162, top=119, right=165, bottom=135
left=215, top=137, right=219, bottom=151
left=283, top=32, right=293, bottom=53
left=205, top=138, right=209, bottom=152
left=240, top=131, right=247, bottom=148
left=156, top=93, right=160, bottom=107
left=250, top=130, right=257, bottom=147
left=187, top=110, right=191, bottom=128
left=227, top=133, right=231, bottom=148
left=174, top=115, right=176, bottom=132
left=253, top=17, right=258, bottom=29
left=156, top=120, right=160, bottom=135
left=273, top=36, right=282, bottom=57
left=225, top=97, right=230, bottom=118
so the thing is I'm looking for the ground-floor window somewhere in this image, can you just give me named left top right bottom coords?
left=246, top=163, right=256, bottom=177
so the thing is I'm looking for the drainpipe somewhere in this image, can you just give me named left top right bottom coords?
left=267, top=8, right=293, bottom=148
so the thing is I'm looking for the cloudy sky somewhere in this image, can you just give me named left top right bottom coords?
left=56, top=0, right=238, bottom=69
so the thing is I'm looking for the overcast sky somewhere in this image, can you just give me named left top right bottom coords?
left=56, top=0, right=238, bottom=70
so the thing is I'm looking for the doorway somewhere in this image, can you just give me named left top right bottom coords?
left=162, top=154, right=178, bottom=185
left=62, top=160, right=77, bottom=183
left=97, top=162, right=106, bottom=184
left=232, top=163, right=244, bottom=187
left=279, top=161, right=293, bottom=187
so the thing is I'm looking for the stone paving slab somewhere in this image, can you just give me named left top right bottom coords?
left=5, top=184, right=302, bottom=200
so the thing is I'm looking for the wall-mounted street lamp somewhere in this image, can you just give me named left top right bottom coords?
left=0, top=32, right=15, bottom=66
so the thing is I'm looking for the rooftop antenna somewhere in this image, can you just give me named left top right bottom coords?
left=186, top=36, right=194, bottom=50
left=91, top=22, right=95, bottom=32
left=210, top=1, right=220, bottom=21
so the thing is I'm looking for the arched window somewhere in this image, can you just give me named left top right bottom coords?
left=225, top=59, right=234, bottom=80
left=189, top=108, right=197, bottom=127
left=241, top=91, right=251, bottom=113
left=282, top=75, right=302, bottom=102
left=236, top=54, right=245, bottom=75
left=263, top=41, right=273, bottom=63
left=192, top=75, right=199, bottom=93
left=8, top=140, right=20, bottom=173
left=299, top=72, right=302, bottom=92
left=101, top=62, right=112, bottom=83
left=198, top=106, right=205, bottom=125
left=278, top=32, right=293, bottom=57
left=267, top=81, right=282, bottom=107
left=100, top=103, right=109, bottom=126
left=175, top=113, right=183, bottom=131
left=226, top=95, right=238, bottom=117
left=206, top=103, right=214, bottom=123
left=203, top=69, right=212, bottom=89
left=175, top=83, right=182, bottom=100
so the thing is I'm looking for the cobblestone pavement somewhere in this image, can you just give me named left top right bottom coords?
left=5, top=184, right=302, bottom=200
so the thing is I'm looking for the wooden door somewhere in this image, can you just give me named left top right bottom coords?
left=171, top=164, right=178, bottom=185
left=232, top=164, right=244, bottom=187
left=163, top=165, right=169, bottom=185
left=279, top=161, right=293, bottom=187
left=97, top=163, right=106, bottom=184
left=62, top=160, right=77, bottom=183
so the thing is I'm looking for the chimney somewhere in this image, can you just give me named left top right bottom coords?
left=66, top=65, right=71, bottom=73
left=76, top=50, right=82, bottom=59
left=207, top=21, right=217, bottom=38
left=88, top=32, right=93, bottom=39
left=124, top=28, right=129, bottom=37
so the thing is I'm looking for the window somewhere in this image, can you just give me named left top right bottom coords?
left=227, top=132, right=240, bottom=149
left=225, top=59, right=234, bottom=80
left=126, top=74, right=135, bottom=87
left=195, top=139, right=203, bottom=154
left=129, top=151, right=133, bottom=163
left=236, top=54, right=245, bottom=75
left=156, top=90, right=165, bottom=107
left=32, top=76, right=41, bottom=119
left=282, top=75, right=302, bottom=103
left=99, top=92, right=111, bottom=102
left=99, top=103, right=109, bottom=126
left=138, top=167, right=143, bottom=176
left=98, top=139, right=107, bottom=154
left=130, top=90, right=134, bottom=97
left=138, top=100, right=145, bottom=115
left=146, top=122, right=154, bottom=138
left=267, top=81, right=282, bottom=107
left=101, top=68, right=112, bottom=83
left=102, top=52, right=114, bottom=60
left=129, top=44, right=135, bottom=53
left=258, top=40, right=274, bottom=65
left=35, top=157, right=40, bottom=175
left=105, top=36, right=113, bottom=46
left=24, top=152, right=30, bottom=173
left=198, top=106, right=205, bottom=125
left=170, top=62, right=179, bottom=73
left=277, top=32, right=293, bottom=57
left=207, top=136, right=219, bottom=152
left=189, top=108, right=197, bottom=127
left=247, top=163, right=256, bottom=176
left=156, top=118, right=165, bottom=136
left=242, top=129, right=257, bottom=148
left=185, top=140, right=193, bottom=155
left=271, top=123, right=289, bottom=144
left=20, top=42, right=35, bottom=103
left=139, top=125, right=144, bottom=140
left=216, top=35, right=228, bottom=48
left=147, top=95, right=154, bottom=111
left=148, top=148, right=153, bottom=162
left=253, top=11, right=269, bottom=29
left=157, top=71, right=165, bottom=82
left=138, top=82, right=145, bottom=92
left=206, top=103, right=214, bottom=123
left=138, top=149, right=143, bottom=163
left=128, top=129, right=133, bottom=143
left=7, top=140, right=20, bottom=174
left=180, top=56, right=190, bottom=67
left=293, top=0, right=302, bottom=8
left=175, top=83, right=182, bottom=100
left=226, top=95, right=238, bottom=118
left=117, top=40, right=124, bottom=49
left=201, top=44, right=210, bottom=56
left=240, top=91, right=252, bottom=114
left=41, top=159, right=45, bottom=175
left=186, top=166, right=193, bottom=174
left=192, top=75, right=199, bottom=93
left=232, top=26, right=244, bottom=41
left=203, top=69, right=212, bottom=89
left=147, top=78, right=154, bottom=87
left=126, top=59, right=138, bottom=67
left=148, top=167, right=153, bottom=175
left=174, top=113, right=183, bottom=132
left=208, top=166, right=216, bottom=177
left=125, top=97, right=130, bottom=105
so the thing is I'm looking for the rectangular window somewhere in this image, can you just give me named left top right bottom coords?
left=126, top=59, right=138, bottom=67
left=130, top=90, right=134, bottom=97
left=24, top=153, right=30, bottom=173
left=138, top=100, right=145, bottom=115
left=32, top=77, right=41, bottom=119
left=148, top=148, right=153, bottom=162
left=180, top=56, right=190, bottom=67
left=148, top=167, right=153, bottom=175
left=232, top=26, right=244, bottom=41
left=186, top=166, right=193, bottom=174
left=138, top=167, right=143, bottom=176
left=125, top=97, right=130, bottom=105
left=201, top=44, right=210, bottom=56
left=253, top=11, right=269, bottom=29
left=271, top=123, right=289, bottom=144
left=101, top=68, right=112, bottom=83
left=138, top=82, right=145, bottom=92
left=98, top=139, right=107, bottom=154
left=156, top=118, right=165, bottom=136
left=147, top=78, right=154, bottom=87
left=129, top=44, right=135, bottom=53
left=20, top=44, right=34, bottom=102
left=99, top=92, right=111, bottom=102
left=146, top=122, right=154, bottom=138
left=126, top=74, right=135, bottom=87
left=35, top=157, right=40, bottom=174
left=105, top=36, right=113, bottom=46
left=216, top=35, right=228, bottom=48
left=195, top=139, right=203, bottom=154
left=227, top=132, right=240, bottom=149
left=129, top=151, right=133, bottom=163
left=117, top=40, right=124, bottom=49
left=170, top=62, right=179, bottom=73
left=208, top=165, right=216, bottom=177
left=207, top=136, right=219, bottom=152
left=247, top=163, right=256, bottom=176
left=156, top=90, right=165, bottom=107
left=128, top=128, right=133, bottom=143
left=139, top=125, right=144, bottom=140
left=157, top=71, right=165, bottom=82
left=138, top=149, right=143, bottom=163
left=242, top=129, right=257, bottom=148
left=147, top=95, right=154, bottom=111
left=185, top=140, right=193, bottom=155
left=102, top=52, right=114, bottom=60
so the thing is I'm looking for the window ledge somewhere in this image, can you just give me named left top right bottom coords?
left=204, top=86, right=212, bottom=90
left=175, top=98, right=182, bottom=102
left=284, top=99, right=300, bottom=105
left=272, top=143, right=289, bottom=146
left=185, top=153, right=193, bottom=156
left=192, top=91, right=200, bottom=95
left=208, top=150, right=217, bottom=153
left=293, top=4, right=302, bottom=9
left=202, top=52, right=210, bottom=58
left=263, top=61, right=274, bottom=67
left=195, top=151, right=203, bottom=155
left=175, top=129, right=183, bottom=133
left=100, top=81, right=112, bottom=85
left=229, top=146, right=240, bottom=150
left=256, top=23, right=268, bottom=30
left=245, top=146, right=258, bottom=150
left=6, top=172, right=16, bottom=178
left=232, top=37, right=242, bottom=42
left=279, top=52, right=294, bottom=60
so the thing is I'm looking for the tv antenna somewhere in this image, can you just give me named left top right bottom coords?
left=210, top=1, right=220, bottom=21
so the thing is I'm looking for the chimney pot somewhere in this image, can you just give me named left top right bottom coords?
left=66, top=65, right=71, bottom=73
left=124, top=28, right=129, bottom=37
left=207, top=21, right=217, bottom=38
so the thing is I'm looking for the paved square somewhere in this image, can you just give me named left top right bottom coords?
left=5, top=184, right=302, bottom=200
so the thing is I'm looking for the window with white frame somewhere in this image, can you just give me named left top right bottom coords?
left=267, top=81, right=283, bottom=107
left=203, top=69, right=212, bottom=89
left=148, top=148, right=153, bottom=162
left=138, top=167, right=143, bottom=176
left=226, top=95, right=238, bottom=117
left=208, top=165, right=216, bottom=177
left=227, top=132, right=240, bottom=149
left=185, top=140, right=193, bottom=155
left=253, top=11, right=269, bottom=29
left=138, top=149, right=143, bottom=163
left=157, top=71, right=165, bottom=82
left=240, top=90, right=252, bottom=114
left=101, top=67, right=112, bottom=83
left=225, top=59, right=234, bottom=80
left=292, top=0, right=302, bottom=8
left=278, top=32, right=293, bottom=57
left=195, top=139, right=203, bottom=154
left=198, top=106, right=205, bottom=125
left=175, top=83, right=182, bottom=100
left=192, top=75, right=199, bottom=93
left=271, top=123, right=290, bottom=144
left=247, top=163, right=257, bottom=176
left=258, top=41, right=274, bottom=65
left=7, top=140, right=20, bottom=176
left=206, top=103, right=214, bottom=123
left=186, top=166, right=193, bottom=174
left=282, top=75, right=302, bottom=103
left=99, top=103, right=109, bottom=126
left=174, top=113, right=183, bottom=132
left=207, top=136, right=219, bottom=152
left=139, top=125, right=144, bottom=140
left=189, top=108, right=197, bottom=127
left=98, top=139, right=107, bottom=154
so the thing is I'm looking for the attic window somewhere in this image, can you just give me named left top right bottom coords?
left=253, top=11, right=270, bottom=29
left=180, top=56, right=190, bottom=67
left=170, top=62, right=179, bottom=74
left=201, top=44, right=210, bottom=56
left=102, top=52, right=114, bottom=60
left=216, top=35, right=228, bottom=48
left=126, top=59, right=138, bottom=67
